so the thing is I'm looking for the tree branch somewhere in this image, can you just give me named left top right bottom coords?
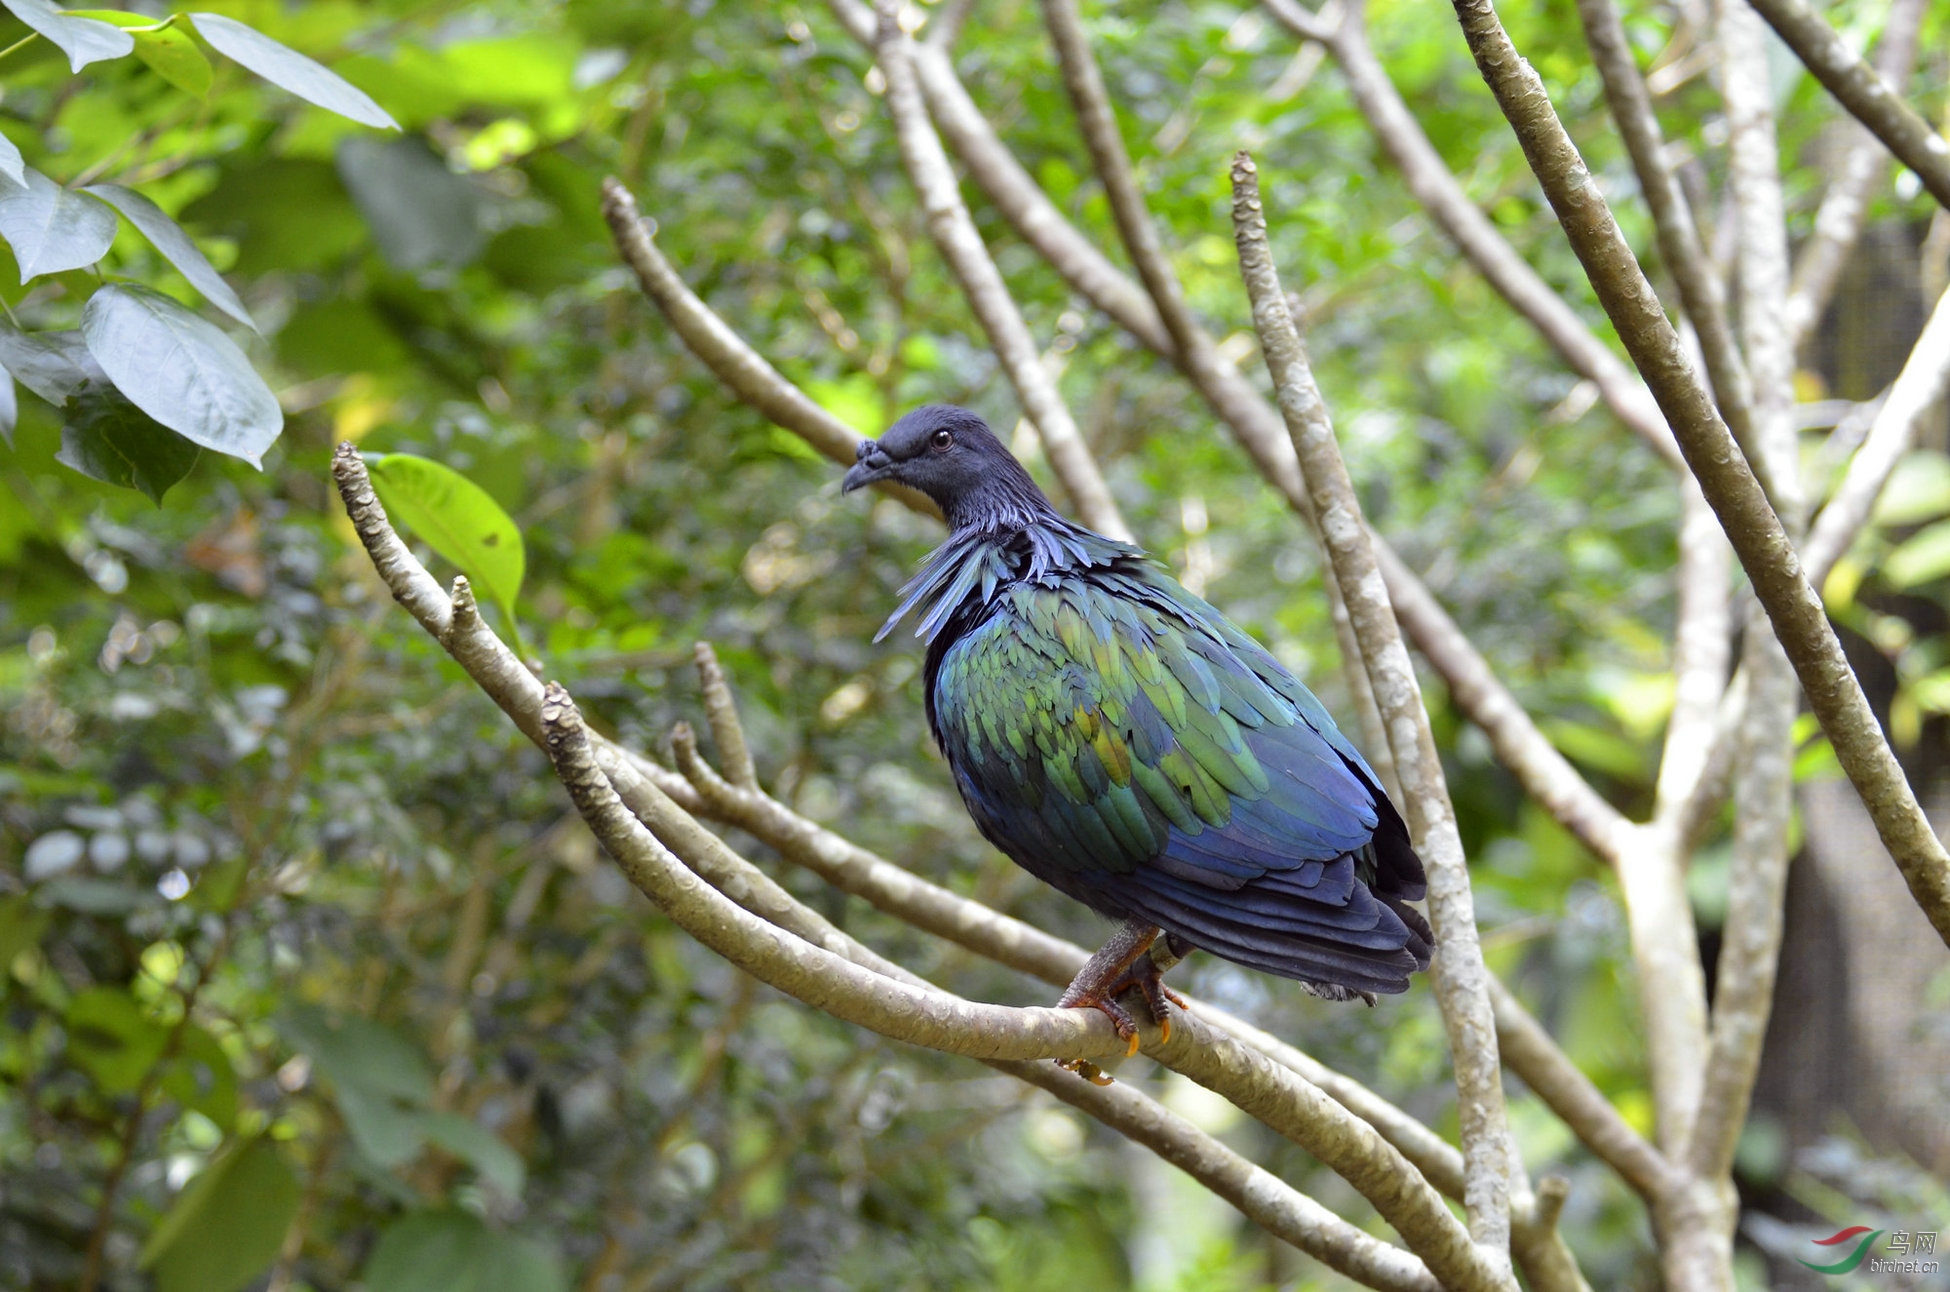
left=1571, top=0, right=1767, bottom=498
left=1744, top=0, right=1950, bottom=212
left=871, top=6, right=1130, bottom=541
left=1445, top=0, right=1950, bottom=948
left=1233, top=153, right=1516, bottom=1282
left=1034, top=0, right=1396, bottom=795
left=1652, top=479, right=1732, bottom=821
left=1262, top=0, right=1685, bottom=469
left=1376, top=541, right=1633, bottom=865
left=1804, top=281, right=1950, bottom=584
left=1783, top=0, right=1929, bottom=350
left=1487, top=977, right=1680, bottom=1202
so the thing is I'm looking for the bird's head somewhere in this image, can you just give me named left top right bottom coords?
left=841, top=404, right=1052, bottom=531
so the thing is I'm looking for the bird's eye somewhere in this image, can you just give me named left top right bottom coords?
left=930, top=429, right=954, bottom=451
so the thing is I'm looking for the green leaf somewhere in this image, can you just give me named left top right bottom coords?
left=0, top=367, right=14, bottom=449
left=82, top=184, right=255, bottom=329
left=366, top=452, right=526, bottom=643
left=364, top=1210, right=567, bottom=1292
left=335, top=137, right=488, bottom=272
left=0, top=323, right=98, bottom=403
left=0, top=895, right=51, bottom=967
left=278, top=1004, right=435, bottom=1106
left=159, top=1023, right=240, bottom=1130
left=138, top=1137, right=300, bottom=1292
left=65, top=985, right=169, bottom=1093
left=335, top=1084, right=430, bottom=1168
left=0, top=167, right=117, bottom=281
left=0, top=128, right=22, bottom=189
left=1873, top=451, right=1950, bottom=527
left=420, top=1110, right=525, bottom=1198
left=0, top=0, right=132, bottom=72
left=188, top=13, right=398, bottom=129
left=79, top=284, right=281, bottom=467
left=55, top=386, right=201, bottom=503
left=64, top=13, right=216, bottom=97
left=1883, top=517, right=1950, bottom=588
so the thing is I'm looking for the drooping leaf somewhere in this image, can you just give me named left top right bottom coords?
left=0, top=368, right=14, bottom=448
left=366, top=452, right=525, bottom=636
left=83, top=184, right=255, bottom=329
left=278, top=1004, right=435, bottom=1106
left=79, top=284, right=281, bottom=467
left=188, top=13, right=398, bottom=129
left=0, top=128, right=23, bottom=188
left=336, top=136, right=487, bottom=271
left=0, top=0, right=133, bottom=72
left=138, top=1137, right=300, bottom=1292
left=420, top=1111, right=525, bottom=1198
left=55, top=385, right=202, bottom=503
left=0, top=324, right=98, bottom=403
left=66, top=12, right=217, bottom=97
left=64, top=985, right=170, bottom=1093
left=0, top=168, right=117, bottom=281
left=364, top=1210, right=567, bottom=1292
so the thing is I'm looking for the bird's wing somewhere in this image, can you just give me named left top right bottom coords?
left=931, top=572, right=1382, bottom=888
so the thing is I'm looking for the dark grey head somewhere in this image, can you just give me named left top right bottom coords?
left=840, top=404, right=1056, bottom=532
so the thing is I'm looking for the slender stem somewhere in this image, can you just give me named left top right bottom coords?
left=1783, top=0, right=1929, bottom=350
left=1743, top=0, right=1950, bottom=211
left=1233, top=153, right=1516, bottom=1283
left=872, top=5, right=1130, bottom=540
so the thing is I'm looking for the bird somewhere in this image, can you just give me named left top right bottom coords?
left=842, top=404, right=1432, bottom=1075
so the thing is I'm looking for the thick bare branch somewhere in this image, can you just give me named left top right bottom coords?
left=1784, top=0, right=1929, bottom=350
left=1445, top=0, right=1950, bottom=947
left=1687, top=635, right=1797, bottom=1180
left=872, top=9, right=1130, bottom=540
left=1262, top=0, right=1684, bottom=469
left=1745, top=0, right=1950, bottom=212
left=1233, top=154, right=1516, bottom=1280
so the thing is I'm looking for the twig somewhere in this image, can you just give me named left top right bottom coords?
left=1784, top=0, right=1929, bottom=350
left=1261, top=0, right=1685, bottom=470
left=1652, top=481, right=1732, bottom=819
left=1744, top=0, right=1950, bottom=212
left=1444, top=0, right=1950, bottom=948
left=692, top=642, right=757, bottom=789
left=1803, top=281, right=1950, bottom=584
left=1487, top=978, right=1679, bottom=1201
left=1376, top=541, right=1631, bottom=866
left=1571, top=0, right=1766, bottom=498
left=1035, top=0, right=1397, bottom=796
left=1233, top=153, right=1516, bottom=1283
left=872, top=6, right=1130, bottom=541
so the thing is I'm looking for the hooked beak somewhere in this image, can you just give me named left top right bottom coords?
left=841, top=439, right=893, bottom=493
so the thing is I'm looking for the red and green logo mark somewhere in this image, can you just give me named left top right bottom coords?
left=1798, top=1226, right=1884, bottom=1275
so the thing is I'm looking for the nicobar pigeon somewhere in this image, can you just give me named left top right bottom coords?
left=843, top=405, right=1432, bottom=1075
